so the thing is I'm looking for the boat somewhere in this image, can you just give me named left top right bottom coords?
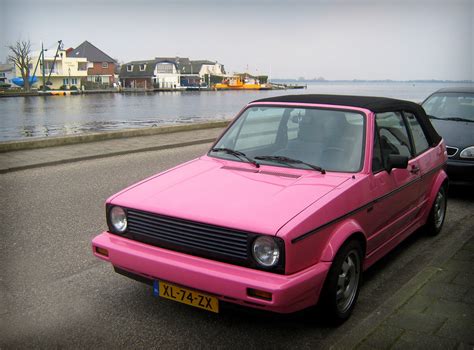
left=11, top=76, right=38, bottom=87
left=213, top=76, right=262, bottom=90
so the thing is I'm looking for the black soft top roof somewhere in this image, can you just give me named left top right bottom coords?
left=252, top=94, right=441, bottom=146
left=253, top=94, right=425, bottom=113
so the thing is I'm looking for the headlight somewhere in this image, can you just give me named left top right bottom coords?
left=110, top=206, right=127, bottom=233
left=460, top=146, right=474, bottom=159
left=252, top=236, right=280, bottom=267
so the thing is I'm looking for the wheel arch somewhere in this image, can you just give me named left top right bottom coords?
left=422, top=169, right=448, bottom=222
left=319, top=220, right=367, bottom=263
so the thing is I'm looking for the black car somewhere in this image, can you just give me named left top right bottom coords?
left=422, top=87, right=474, bottom=185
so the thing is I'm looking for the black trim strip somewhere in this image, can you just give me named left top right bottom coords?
left=291, top=163, right=446, bottom=244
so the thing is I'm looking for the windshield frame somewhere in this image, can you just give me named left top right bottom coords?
left=208, top=103, right=367, bottom=173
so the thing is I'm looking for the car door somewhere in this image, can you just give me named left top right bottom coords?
left=366, top=111, right=421, bottom=254
left=403, top=111, right=439, bottom=207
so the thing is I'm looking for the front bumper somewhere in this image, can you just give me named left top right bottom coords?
left=92, top=232, right=330, bottom=313
left=447, top=159, right=474, bottom=186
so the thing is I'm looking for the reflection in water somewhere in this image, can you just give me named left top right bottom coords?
left=0, top=82, right=472, bottom=141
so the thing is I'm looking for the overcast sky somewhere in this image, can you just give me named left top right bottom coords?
left=1, top=0, right=472, bottom=80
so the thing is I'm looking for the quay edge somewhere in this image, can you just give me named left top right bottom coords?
left=0, top=120, right=231, bottom=152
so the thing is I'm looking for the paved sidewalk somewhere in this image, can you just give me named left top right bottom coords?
left=0, top=127, right=224, bottom=173
left=333, top=225, right=474, bottom=349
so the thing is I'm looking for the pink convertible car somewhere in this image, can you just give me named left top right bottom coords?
left=92, top=95, right=448, bottom=323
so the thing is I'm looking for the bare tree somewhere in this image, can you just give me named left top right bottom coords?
left=8, top=40, right=33, bottom=91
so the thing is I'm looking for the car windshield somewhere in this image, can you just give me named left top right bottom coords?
left=210, top=106, right=365, bottom=172
left=422, top=92, right=474, bottom=122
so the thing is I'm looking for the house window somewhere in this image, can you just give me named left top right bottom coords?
left=63, top=78, right=69, bottom=85
left=127, top=65, right=133, bottom=72
left=71, top=78, right=78, bottom=85
left=102, top=62, right=108, bottom=68
left=139, top=64, right=146, bottom=71
left=156, top=63, right=174, bottom=73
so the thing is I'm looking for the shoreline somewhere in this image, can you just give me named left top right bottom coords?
left=0, top=120, right=230, bottom=152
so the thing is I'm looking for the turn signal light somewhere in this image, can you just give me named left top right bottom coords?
left=95, top=246, right=109, bottom=257
left=247, top=288, right=272, bottom=301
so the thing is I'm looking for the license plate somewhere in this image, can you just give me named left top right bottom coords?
left=154, top=280, right=219, bottom=313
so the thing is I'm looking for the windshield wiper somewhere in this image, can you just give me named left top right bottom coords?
left=442, top=117, right=474, bottom=123
left=254, top=155, right=326, bottom=174
left=427, top=115, right=443, bottom=120
left=428, top=115, right=474, bottom=123
left=210, top=148, right=260, bottom=168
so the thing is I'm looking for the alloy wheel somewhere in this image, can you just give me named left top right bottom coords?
left=336, top=249, right=361, bottom=314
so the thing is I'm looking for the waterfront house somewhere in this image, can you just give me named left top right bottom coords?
left=190, top=60, right=226, bottom=77
left=154, top=58, right=181, bottom=88
left=67, top=40, right=117, bottom=87
left=155, top=57, right=226, bottom=87
left=0, top=63, right=15, bottom=85
left=119, top=57, right=226, bottom=90
left=119, top=60, right=157, bottom=89
left=119, top=59, right=180, bottom=89
left=16, top=49, right=88, bottom=89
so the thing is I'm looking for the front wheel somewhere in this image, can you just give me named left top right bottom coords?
left=319, top=239, right=363, bottom=325
left=425, top=185, right=447, bottom=236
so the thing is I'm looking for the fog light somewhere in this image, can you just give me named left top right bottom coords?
left=247, top=288, right=272, bottom=301
left=95, top=246, right=109, bottom=257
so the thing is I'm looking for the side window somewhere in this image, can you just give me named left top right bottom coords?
left=404, top=111, right=429, bottom=155
left=375, top=112, right=412, bottom=165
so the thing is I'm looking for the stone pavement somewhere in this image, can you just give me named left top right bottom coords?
left=333, top=227, right=474, bottom=350
left=0, top=127, right=224, bottom=173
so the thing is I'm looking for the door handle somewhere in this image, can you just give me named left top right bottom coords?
left=410, top=165, right=420, bottom=174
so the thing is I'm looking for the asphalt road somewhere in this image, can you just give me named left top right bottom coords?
left=1, top=143, right=473, bottom=349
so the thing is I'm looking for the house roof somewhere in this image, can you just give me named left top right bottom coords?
left=0, top=63, right=14, bottom=72
left=120, top=57, right=226, bottom=77
left=119, top=60, right=157, bottom=77
left=154, top=57, right=224, bottom=75
left=67, top=41, right=115, bottom=63
left=155, top=57, right=189, bottom=73
left=253, top=94, right=441, bottom=146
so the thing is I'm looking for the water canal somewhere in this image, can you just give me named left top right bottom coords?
left=1, top=82, right=472, bottom=141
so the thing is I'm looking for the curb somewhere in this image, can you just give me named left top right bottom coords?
left=329, top=220, right=474, bottom=350
left=0, top=137, right=216, bottom=174
left=0, top=120, right=230, bottom=152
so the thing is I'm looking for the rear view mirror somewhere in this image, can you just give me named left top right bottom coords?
left=387, top=155, right=408, bottom=172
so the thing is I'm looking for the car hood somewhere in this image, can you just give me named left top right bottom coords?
left=110, top=157, right=351, bottom=235
left=430, top=119, right=474, bottom=149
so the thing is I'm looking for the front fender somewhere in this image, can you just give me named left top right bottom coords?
left=319, top=219, right=366, bottom=262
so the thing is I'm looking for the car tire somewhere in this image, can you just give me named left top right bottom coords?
left=425, top=185, right=447, bottom=236
left=319, top=239, right=363, bottom=325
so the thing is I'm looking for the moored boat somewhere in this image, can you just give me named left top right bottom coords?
left=214, top=76, right=262, bottom=90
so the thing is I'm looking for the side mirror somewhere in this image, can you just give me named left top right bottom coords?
left=386, top=154, right=408, bottom=172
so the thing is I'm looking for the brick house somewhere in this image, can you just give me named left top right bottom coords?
left=67, top=41, right=116, bottom=86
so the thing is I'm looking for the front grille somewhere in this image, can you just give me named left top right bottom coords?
left=446, top=146, right=458, bottom=157
left=126, top=209, right=249, bottom=263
